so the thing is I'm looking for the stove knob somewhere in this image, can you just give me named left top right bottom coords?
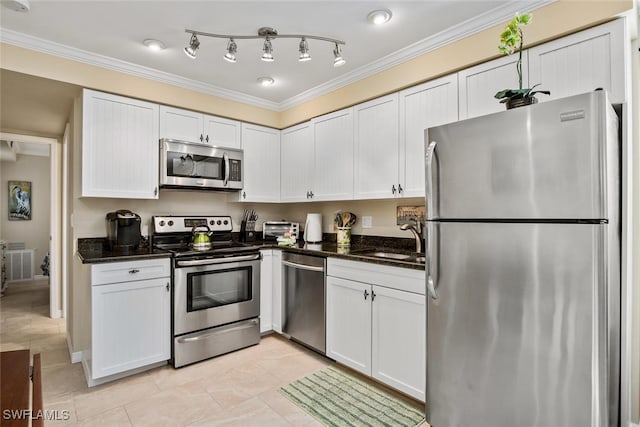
left=223, top=220, right=229, bottom=225
left=209, top=220, right=215, bottom=226
left=216, top=220, right=222, bottom=225
left=168, top=220, right=174, bottom=226
left=159, top=220, right=165, bottom=227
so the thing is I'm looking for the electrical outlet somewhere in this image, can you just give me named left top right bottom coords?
left=362, top=216, right=373, bottom=228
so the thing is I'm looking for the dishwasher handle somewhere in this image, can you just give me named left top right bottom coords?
left=282, top=260, right=325, bottom=272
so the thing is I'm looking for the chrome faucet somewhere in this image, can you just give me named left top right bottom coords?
left=400, top=221, right=424, bottom=253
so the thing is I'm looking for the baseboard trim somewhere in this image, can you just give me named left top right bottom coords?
left=66, top=334, right=82, bottom=364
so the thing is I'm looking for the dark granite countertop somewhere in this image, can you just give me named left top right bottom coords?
left=77, top=238, right=171, bottom=264
left=77, top=234, right=425, bottom=270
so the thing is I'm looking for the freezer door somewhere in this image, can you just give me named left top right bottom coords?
left=425, top=91, right=618, bottom=220
left=426, top=222, right=617, bottom=427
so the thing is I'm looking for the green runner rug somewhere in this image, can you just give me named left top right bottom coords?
left=280, top=366, right=425, bottom=427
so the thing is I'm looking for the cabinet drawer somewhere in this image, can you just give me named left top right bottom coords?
left=327, top=258, right=424, bottom=295
left=91, top=258, right=170, bottom=286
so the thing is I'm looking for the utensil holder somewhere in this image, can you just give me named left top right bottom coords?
left=337, top=227, right=351, bottom=246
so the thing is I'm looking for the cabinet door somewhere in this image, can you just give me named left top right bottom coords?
left=326, top=276, right=371, bottom=375
left=354, top=94, right=399, bottom=199
left=82, top=89, right=159, bottom=199
left=259, top=250, right=273, bottom=333
left=371, top=285, right=426, bottom=401
left=91, top=278, right=170, bottom=379
left=399, top=75, right=458, bottom=198
left=203, top=115, right=242, bottom=148
left=159, top=105, right=204, bottom=143
left=271, top=250, right=283, bottom=333
left=528, top=19, right=625, bottom=104
left=458, top=53, right=529, bottom=120
left=240, top=123, right=280, bottom=202
left=281, top=122, right=314, bottom=202
left=312, top=108, right=354, bottom=201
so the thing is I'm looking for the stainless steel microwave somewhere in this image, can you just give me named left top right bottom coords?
left=160, top=139, right=243, bottom=191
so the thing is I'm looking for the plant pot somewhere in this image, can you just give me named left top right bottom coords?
left=506, top=96, right=538, bottom=110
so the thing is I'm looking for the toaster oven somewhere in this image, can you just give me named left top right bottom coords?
left=263, top=221, right=299, bottom=241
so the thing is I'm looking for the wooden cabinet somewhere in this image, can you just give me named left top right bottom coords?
left=311, top=108, right=354, bottom=201
left=528, top=19, right=626, bottom=104
left=239, top=123, right=280, bottom=202
left=399, top=75, right=458, bottom=198
left=281, top=122, right=314, bottom=202
left=159, top=105, right=241, bottom=148
left=89, top=258, right=171, bottom=382
left=354, top=94, right=400, bottom=199
left=82, top=89, right=159, bottom=199
left=326, top=258, right=425, bottom=401
left=458, top=53, right=529, bottom=120
left=259, top=249, right=283, bottom=333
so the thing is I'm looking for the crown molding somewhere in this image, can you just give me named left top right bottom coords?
left=1, top=0, right=554, bottom=113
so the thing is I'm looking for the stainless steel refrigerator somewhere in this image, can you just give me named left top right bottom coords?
left=424, top=91, right=620, bottom=427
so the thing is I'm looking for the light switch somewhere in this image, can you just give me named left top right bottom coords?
left=362, top=216, right=372, bottom=228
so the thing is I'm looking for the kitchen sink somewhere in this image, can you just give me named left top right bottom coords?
left=360, top=251, right=413, bottom=260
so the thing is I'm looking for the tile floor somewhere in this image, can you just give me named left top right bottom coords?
left=1, top=280, right=426, bottom=426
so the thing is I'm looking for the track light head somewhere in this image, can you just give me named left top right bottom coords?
left=224, top=38, right=237, bottom=63
left=298, top=37, right=311, bottom=62
left=184, top=33, right=200, bottom=59
left=333, top=43, right=346, bottom=67
left=261, top=37, right=274, bottom=62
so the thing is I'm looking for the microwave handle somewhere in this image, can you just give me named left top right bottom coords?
left=223, top=152, right=230, bottom=187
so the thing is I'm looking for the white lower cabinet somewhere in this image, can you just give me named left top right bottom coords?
left=89, top=258, right=170, bottom=382
left=259, top=249, right=283, bottom=333
left=326, top=259, right=425, bottom=401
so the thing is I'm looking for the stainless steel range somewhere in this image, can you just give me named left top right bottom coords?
left=151, top=215, right=261, bottom=368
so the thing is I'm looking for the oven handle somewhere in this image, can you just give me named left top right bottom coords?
left=176, top=318, right=259, bottom=343
left=281, top=260, right=325, bottom=272
left=176, top=253, right=260, bottom=267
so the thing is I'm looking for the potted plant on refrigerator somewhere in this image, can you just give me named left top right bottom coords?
left=494, top=13, right=550, bottom=109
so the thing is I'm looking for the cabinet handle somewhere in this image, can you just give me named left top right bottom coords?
left=371, top=290, right=376, bottom=301
left=200, top=134, right=204, bottom=142
left=305, top=191, right=310, bottom=199
left=166, top=282, right=170, bottom=292
left=392, top=185, right=397, bottom=195
left=398, top=184, right=403, bottom=194
left=364, top=289, right=369, bottom=300
left=242, top=191, right=246, bottom=199
left=129, top=269, right=140, bottom=274
left=309, top=191, right=314, bottom=199
left=154, top=187, right=158, bottom=196
left=205, top=135, right=209, bottom=143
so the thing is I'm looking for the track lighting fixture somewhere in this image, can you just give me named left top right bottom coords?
left=333, top=43, right=346, bottom=67
left=298, top=37, right=311, bottom=62
left=184, top=33, right=200, bottom=59
left=223, top=38, right=237, bottom=63
left=183, top=27, right=345, bottom=66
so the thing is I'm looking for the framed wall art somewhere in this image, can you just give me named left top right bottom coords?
left=8, top=181, right=32, bottom=221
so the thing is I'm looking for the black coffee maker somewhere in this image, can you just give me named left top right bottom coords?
left=106, top=210, right=142, bottom=251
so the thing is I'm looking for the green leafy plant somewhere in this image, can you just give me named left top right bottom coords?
left=495, top=13, right=550, bottom=105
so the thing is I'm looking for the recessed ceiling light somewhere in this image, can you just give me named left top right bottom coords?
left=2, top=0, right=30, bottom=12
left=143, top=39, right=166, bottom=51
left=367, top=9, right=392, bottom=25
left=257, top=76, right=275, bottom=87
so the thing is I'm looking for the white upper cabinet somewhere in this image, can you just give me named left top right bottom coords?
left=82, top=89, right=159, bottom=199
left=399, top=75, right=458, bottom=198
left=239, top=123, right=280, bottom=202
left=528, top=19, right=626, bottom=104
left=354, top=94, right=400, bottom=200
left=311, top=108, right=355, bottom=201
left=160, top=105, right=241, bottom=147
left=458, top=53, right=529, bottom=120
left=280, top=122, right=314, bottom=202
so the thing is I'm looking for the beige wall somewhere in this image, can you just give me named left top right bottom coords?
left=0, top=154, right=51, bottom=271
left=631, top=18, right=640, bottom=423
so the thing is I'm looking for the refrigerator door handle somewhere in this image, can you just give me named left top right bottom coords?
left=426, top=221, right=439, bottom=300
left=425, top=141, right=437, bottom=218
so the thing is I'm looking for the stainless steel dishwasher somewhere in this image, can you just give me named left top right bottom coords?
left=282, top=252, right=326, bottom=354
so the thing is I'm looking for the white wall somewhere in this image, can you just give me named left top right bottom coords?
left=0, top=154, right=51, bottom=272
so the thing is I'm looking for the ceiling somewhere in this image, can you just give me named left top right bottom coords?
left=0, top=0, right=546, bottom=137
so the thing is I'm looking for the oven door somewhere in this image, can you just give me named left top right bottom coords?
left=160, top=139, right=243, bottom=190
left=174, top=254, right=260, bottom=335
